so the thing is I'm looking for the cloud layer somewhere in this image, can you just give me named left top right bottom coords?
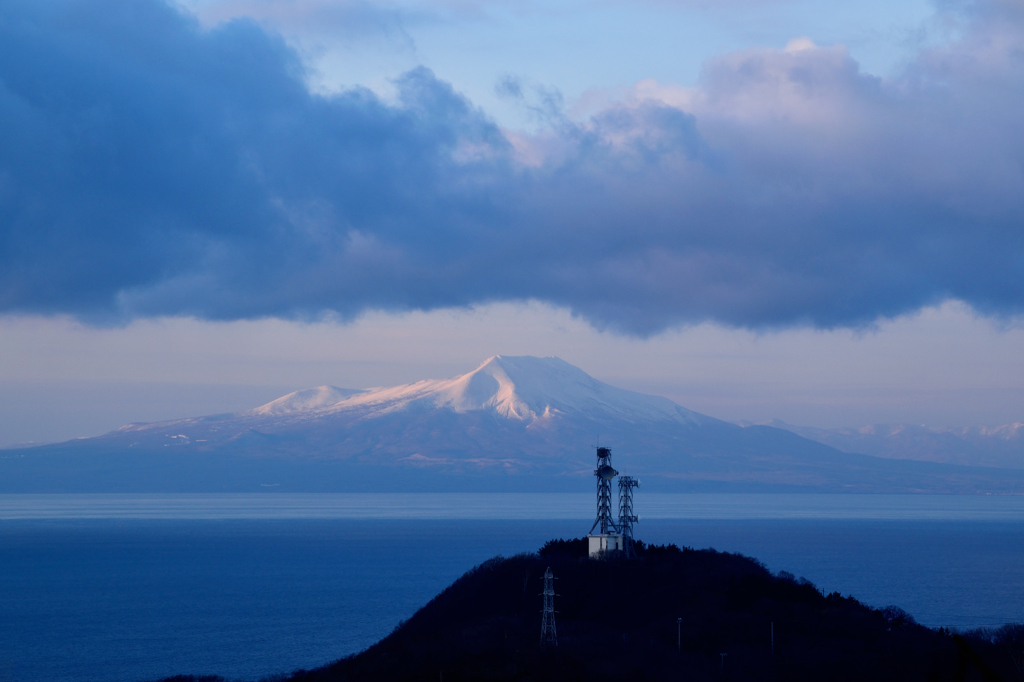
left=1, top=0, right=1022, bottom=333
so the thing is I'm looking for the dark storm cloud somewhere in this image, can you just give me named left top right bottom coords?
left=1, top=0, right=1022, bottom=333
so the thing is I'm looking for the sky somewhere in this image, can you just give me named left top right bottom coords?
left=1, top=0, right=1023, bottom=446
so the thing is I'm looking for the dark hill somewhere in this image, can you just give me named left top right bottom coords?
left=270, top=540, right=1022, bottom=682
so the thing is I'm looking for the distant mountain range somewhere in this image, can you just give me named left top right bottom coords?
left=757, top=420, right=1024, bottom=469
left=3, top=355, right=1024, bottom=493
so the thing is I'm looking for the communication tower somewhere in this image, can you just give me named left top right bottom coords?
left=618, top=476, right=640, bottom=558
left=540, top=566, right=558, bottom=646
left=588, top=446, right=623, bottom=556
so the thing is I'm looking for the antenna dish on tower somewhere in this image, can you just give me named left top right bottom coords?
left=588, top=446, right=623, bottom=556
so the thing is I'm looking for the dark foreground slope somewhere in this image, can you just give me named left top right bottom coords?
left=279, top=540, right=1019, bottom=682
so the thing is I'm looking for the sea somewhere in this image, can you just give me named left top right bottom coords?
left=2, top=493, right=1024, bottom=682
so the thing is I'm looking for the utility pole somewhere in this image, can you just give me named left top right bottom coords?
left=677, top=617, right=682, bottom=651
left=771, top=622, right=774, bottom=656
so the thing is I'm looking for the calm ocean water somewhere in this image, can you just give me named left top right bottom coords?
left=1, top=494, right=1023, bottom=682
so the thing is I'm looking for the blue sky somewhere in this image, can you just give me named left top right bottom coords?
left=179, top=0, right=944, bottom=129
left=186, top=1, right=940, bottom=96
left=1, top=0, right=1022, bottom=445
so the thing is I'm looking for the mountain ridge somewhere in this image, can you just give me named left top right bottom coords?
left=4, top=355, right=1024, bottom=493
left=759, top=419, right=1024, bottom=470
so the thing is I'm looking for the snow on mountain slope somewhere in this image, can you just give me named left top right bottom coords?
left=249, top=386, right=366, bottom=416
left=252, top=356, right=713, bottom=426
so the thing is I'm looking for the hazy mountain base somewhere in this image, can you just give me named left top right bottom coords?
left=6, top=428, right=1024, bottom=493
left=155, top=540, right=1024, bottom=682
left=764, top=420, right=1024, bottom=470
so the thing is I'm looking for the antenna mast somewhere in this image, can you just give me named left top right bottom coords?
left=540, top=567, right=558, bottom=646
left=589, top=447, right=619, bottom=535
left=618, top=476, right=640, bottom=558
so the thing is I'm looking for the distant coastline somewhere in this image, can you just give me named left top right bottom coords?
left=5, top=492, right=1024, bottom=521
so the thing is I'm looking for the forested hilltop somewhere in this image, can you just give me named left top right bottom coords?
left=162, top=540, right=1024, bottom=681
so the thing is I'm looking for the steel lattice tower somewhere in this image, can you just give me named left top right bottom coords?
left=540, top=566, right=558, bottom=646
left=618, top=476, right=640, bottom=558
left=589, top=447, right=619, bottom=535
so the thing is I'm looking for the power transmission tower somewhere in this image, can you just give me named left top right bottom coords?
left=618, top=476, right=639, bottom=558
left=540, top=567, right=558, bottom=646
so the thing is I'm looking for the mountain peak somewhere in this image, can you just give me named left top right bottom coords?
left=246, top=356, right=709, bottom=426
left=433, top=356, right=535, bottom=419
left=326, top=355, right=711, bottom=425
left=429, top=355, right=586, bottom=419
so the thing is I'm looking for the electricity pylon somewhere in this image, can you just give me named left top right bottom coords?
left=540, top=566, right=558, bottom=646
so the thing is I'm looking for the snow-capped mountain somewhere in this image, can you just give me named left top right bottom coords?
left=246, top=356, right=710, bottom=426
left=5, top=356, right=1024, bottom=493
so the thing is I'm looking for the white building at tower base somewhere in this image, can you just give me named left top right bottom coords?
left=587, top=533, right=624, bottom=557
